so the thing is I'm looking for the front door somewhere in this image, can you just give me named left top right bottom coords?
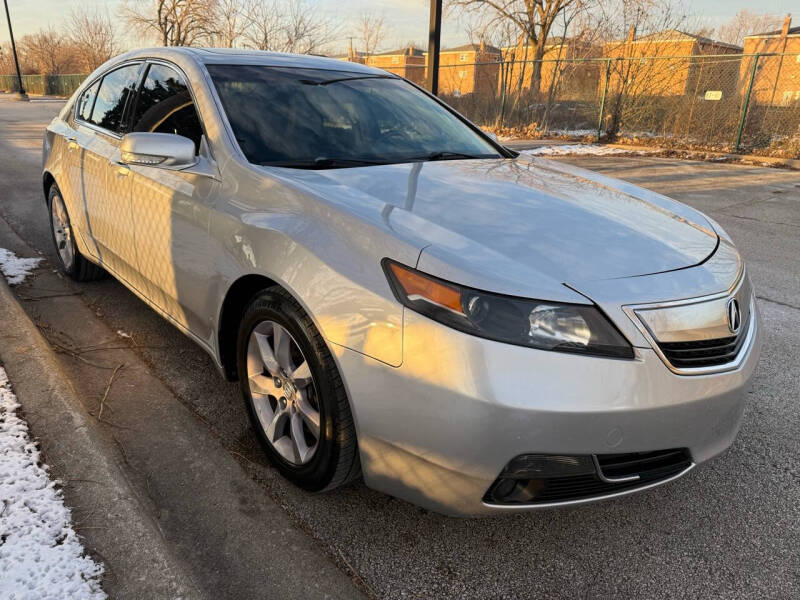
left=126, top=62, right=217, bottom=340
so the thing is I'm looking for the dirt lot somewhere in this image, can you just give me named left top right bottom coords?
left=1, top=99, right=799, bottom=599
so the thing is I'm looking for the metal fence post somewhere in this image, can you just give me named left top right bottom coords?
left=498, top=60, right=507, bottom=129
left=734, top=53, right=760, bottom=153
left=597, top=58, right=612, bottom=140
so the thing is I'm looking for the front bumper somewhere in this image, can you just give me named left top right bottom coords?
left=335, top=298, right=761, bottom=516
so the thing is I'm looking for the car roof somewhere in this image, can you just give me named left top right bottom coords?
left=120, top=47, right=389, bottom=75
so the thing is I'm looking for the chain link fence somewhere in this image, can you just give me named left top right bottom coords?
left=0, top=73, right=85, bottom=97
left=407, top=52, right=800, bottom=158
left=4, top=53, right=799, bottom=158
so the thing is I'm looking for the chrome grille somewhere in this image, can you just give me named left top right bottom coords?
left=658, top=308, right=751, bottom=369
left=627, top=271, right=756, bottom=375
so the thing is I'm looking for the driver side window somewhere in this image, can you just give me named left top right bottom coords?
left=130, top=64, right=204, bottom=154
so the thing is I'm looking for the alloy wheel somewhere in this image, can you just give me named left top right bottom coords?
left=246, top=320, right=321, bottom=465
left=50, top=192, right=75, bottom=270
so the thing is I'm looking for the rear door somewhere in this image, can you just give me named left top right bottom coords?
left=126, top=62, right=217, bottom=339
left=63, top=79, right=101, bottom=256
left=75, top=62, right=143, bottom=280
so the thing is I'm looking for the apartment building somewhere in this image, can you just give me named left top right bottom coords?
left=500, top=37, right=602, bottom=99
left=741, top=15, right=800, bottom=105
left=433, top=42, right=502, bottom=97
left=363, top=47, right=426, bottom=86
left=603, top=29, right=742, bottom=97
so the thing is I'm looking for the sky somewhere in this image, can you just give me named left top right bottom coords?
left=1, top=0, right=796, bottom=52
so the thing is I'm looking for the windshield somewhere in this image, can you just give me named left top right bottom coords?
left=206, top=65, right=502, bottom=168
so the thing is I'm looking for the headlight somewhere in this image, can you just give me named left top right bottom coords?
left=383, top=259, right=633, bottom=359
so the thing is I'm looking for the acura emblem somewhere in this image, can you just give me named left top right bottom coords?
left=726, top=298, right=741, bottom=334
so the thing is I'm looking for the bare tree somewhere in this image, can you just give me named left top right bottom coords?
left=357, top=12, right=385, bottom=57
left=68, top=7, right=120, bottom=72
left=243, top=1, right=284, bottom=50
left=213, top=0, right=253, bottom=47
left=124, top=0, right=217, bottom=46
left=242, top=0, right=339, bottom=54
left=281, top=0, right=339, bottom=54
left=0, top=43, right=22, bottom=76
left=451, top=0, right=591, bottom=93
left=18, top=29, right=80, bottom=75
left=598, top=0, right=692, bottom=139
left=713, top=10, right=784, bottom=48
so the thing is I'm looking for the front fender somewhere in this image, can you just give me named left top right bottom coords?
left=211, top=188, right=420, bottom=367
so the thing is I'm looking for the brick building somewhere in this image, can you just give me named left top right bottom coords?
left=363, top=47, right=426, bottom=86
left=500, top=38, right=602, bottom=99
left=741, top=15, right=800, bottom=105
left=433, top=42, right=502, bottom=97
left=603, top=29, right=742, bottom=98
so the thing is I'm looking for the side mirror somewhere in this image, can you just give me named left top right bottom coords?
left=486, top=131, right=499, bottom=142
left=119, top=132, right=196, bottom=169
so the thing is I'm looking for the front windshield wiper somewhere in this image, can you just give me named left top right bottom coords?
left=409, top=151, right=501, bottom=162
left=260, top=152, right=502, bottom=169
left=260, top=156, right=390, bottom=169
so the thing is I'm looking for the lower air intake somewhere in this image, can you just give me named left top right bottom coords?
left=484, top=448, right=692, bottom=505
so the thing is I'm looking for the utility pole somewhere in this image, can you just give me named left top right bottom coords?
left=3, top=0, right=27, bottom=101
left=426, top=0, right=442, bottom=96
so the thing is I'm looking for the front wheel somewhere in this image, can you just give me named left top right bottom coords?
left=237, top=287, right=361, bottom=491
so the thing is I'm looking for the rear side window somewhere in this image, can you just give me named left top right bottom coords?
left=77, top=80, right=100, bottom=122
left=130, top=64, right=203, bottom=154
left=89, top=64, right=142, bottom=133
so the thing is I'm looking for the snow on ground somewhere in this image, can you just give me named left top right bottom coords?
left=0, top=368, right=106, bottom=600
left=522, top=144, right=647, bottom=157
left=546, top=128, right=597, bottom=138
left=0, top=248, right=41, bottom=285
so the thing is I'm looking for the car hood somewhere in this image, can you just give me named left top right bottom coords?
left=269, top=155, right=718, bottom=294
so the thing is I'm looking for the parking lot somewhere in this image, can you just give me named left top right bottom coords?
left=1, top=98, right=798, bottom=599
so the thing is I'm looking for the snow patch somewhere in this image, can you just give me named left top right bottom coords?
left=522, top=144, right=648, bottom=157
left=0, top=367, right=106, bottom=599
left=0, top=248, right=42, bottom=285
left=546, top=128, right=597, bottom=138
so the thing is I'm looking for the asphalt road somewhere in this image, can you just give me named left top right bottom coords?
left=1, top=99, right=799, bottom=599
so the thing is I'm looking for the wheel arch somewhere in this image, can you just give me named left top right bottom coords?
left=217, top=273, right=280, bottom=381
left=43, top=171, right=56, bottom=202
left=217, top=271, right=366, bottom=458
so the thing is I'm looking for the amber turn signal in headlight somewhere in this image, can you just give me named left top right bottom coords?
left=383, top=259, right=633, bottom=359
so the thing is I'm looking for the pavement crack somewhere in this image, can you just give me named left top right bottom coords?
left=722, top=213, right=800, bottom=229
left=756, top=295, right=800, bottom=311
left=719, top=196, right=772, bottom=213
left=111, top=434, right=161, bottom=521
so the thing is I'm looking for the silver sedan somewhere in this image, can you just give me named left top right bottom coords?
left=42, top=48, right=760, bottom=516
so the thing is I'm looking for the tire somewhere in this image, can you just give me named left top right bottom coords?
left=237, top=286, right=361, bottom=492
left=47, top=184, right=105, bottom=282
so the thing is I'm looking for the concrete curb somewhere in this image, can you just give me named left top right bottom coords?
left=0, top=277, right=204, bottom=599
